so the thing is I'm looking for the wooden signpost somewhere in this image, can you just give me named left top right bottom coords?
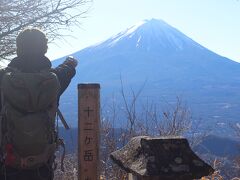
left=78, top=84, right=100, bottom=180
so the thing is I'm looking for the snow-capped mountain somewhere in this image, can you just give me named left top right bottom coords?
left=54, top=19, right=240, bottom=136
left=89, top=19, right=203, bottom=52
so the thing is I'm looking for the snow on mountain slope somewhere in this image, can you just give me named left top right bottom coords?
left=107, top=19, right=203, bottom=50
left=82, top=19, right=205, bottom=54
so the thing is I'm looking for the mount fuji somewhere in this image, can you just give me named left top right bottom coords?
left=53, top=19, right=240, bottom=135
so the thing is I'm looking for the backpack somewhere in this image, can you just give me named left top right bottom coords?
left=0, top=68, right=61, bottom=169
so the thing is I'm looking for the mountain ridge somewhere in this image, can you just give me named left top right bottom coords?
left=54, top=19, right=240, bottom=136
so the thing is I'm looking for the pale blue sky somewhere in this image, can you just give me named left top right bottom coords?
left=46, top=0, right=240, bottom=62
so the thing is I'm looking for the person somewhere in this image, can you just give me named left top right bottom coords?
left=0, top=28, right=78, bottom=180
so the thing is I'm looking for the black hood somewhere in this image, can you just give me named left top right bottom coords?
left=8, top=55, right=52, bottom=72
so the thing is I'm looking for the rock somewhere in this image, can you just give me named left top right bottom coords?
left=110, top=136, right=214, bottom=180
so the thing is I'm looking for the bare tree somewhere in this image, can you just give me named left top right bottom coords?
left=100, top=83, right=193, bottom=179
left=144, top=97, right=192, bottom=137
left=0, top=0, right=91, bottom=60
left=120, top=78, right=146, bottom=136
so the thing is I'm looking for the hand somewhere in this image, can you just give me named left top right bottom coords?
left=64, top=56, right=78, bottom=68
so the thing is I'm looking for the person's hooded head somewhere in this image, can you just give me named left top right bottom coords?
left=16, top=28, right=48, bottom=57
left=9, top=28, right=51, bottom=71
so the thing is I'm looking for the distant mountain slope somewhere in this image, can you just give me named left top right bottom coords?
left=195, top=135, right=240, bottom=157
left=60, top=127, right=240, bottom=157
left=53, top=19, right=240, bottom=136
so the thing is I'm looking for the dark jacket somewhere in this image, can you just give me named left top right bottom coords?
left=8, top=55, right=76, bottom=96
left=0, top=55, right=76, bottom=180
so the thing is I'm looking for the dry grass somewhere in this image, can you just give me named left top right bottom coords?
left=54, top=154, right=78, bottom=180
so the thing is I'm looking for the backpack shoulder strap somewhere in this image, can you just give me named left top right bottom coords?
left=57, top=108, right=70, bottom=130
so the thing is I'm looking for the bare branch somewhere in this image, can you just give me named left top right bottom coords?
left=0, top=0, right=92, bottom=60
